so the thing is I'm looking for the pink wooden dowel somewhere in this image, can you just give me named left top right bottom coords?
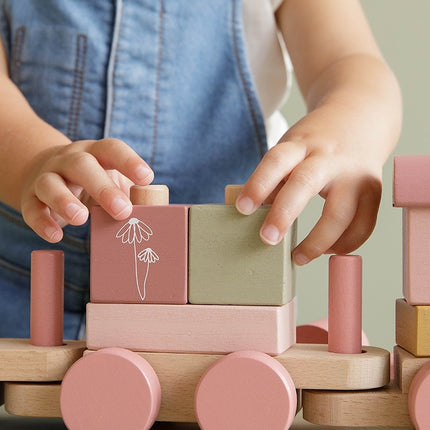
left=30, top=250, right=64, bottom=346
left=328, top=255, right=362, bottom=354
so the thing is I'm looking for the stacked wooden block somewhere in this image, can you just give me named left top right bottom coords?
left=393, top=155, right=430, bottom=415
left=87, top=184, right=297, bottom=356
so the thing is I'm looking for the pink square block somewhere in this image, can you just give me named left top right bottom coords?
left=91, top=205, right=188, bottom=304
left=403, top=208, right=430, bottom=304
left=394, top=155, right=430, bottom=207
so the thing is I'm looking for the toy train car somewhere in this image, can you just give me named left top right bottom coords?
left=1, top=157, right=430, bottom=429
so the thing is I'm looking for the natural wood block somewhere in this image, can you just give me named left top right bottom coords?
left=61, top=348, right=161, bottom=430
left=393, top=155, right=430, bottom=207
left=5, top=382, right=61, bottom=417
left=3, top=344, right=389, bottom=422
left=0, top=339, right=86, bottom=382
left=402, top=208, right=430, bottom=304
left=188, top=205, right=296, bottom=305
left=394, top=345, right=430, bottom=393
left=91, top=205, right=188, bottom=304
left=194, top=350, right=297, bottom=430
left=224, top=184, right=243, bottom=205
left=396, top=298, right=430, bottom=356
left=86, top=301, right=296, bottom=355
left=130, top=184, right=169, bottom=205
left=302, top=382, right=413, bottom=427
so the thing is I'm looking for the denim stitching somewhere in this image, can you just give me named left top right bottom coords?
left=231, top=1, right=265, bottom=157
left=11, top=25, right=25, bottom=85
left=150, top=0, right=164, bottom=168
left=103, top=0, right=123, bottom=138
left=67, top=34, right=87, bottom=142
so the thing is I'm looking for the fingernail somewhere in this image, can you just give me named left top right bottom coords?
left=293, top=252, right=310, bottom=266
left=236, top=196, right=255, bottom=215
left=44, top=226, right=62, bottom=242
left=135, top=165, right=153, bottom=183
left=65, top=203, right=87, bottom=223
left=260, top=225, right=281, bottom=245
left=111, top=197, right=132, bottom=218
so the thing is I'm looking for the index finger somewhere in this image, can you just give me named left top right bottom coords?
left=236, top=141, right=307, bottom=215
left=259, top=156, right=334, bottom=245
left=88, top=138, right=154, bottom=186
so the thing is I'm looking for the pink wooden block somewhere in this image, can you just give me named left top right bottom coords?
left=91, top=205, right=188, bottom=304
left=403, top=208, right=430, bottom=304
left=393, top=155, right=430, bottom=207
left=328, top=255, right=362, bottom=354
left=408, top=362, right=430, bottom=430
left=194, top=350, right=297, bottom=430
left=30, top=250, right=64, bottom=346
left=86, top=301, right=296, bottom=355
left=296, top=317, right=370, bottom=345
left=60, top=347, right=161, bottom=430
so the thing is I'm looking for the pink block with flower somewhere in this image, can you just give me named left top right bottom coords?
left=90, top=205, right=188, bottom=304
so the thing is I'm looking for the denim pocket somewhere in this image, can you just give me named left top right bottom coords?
left=9, top=24, right=87, bottom=142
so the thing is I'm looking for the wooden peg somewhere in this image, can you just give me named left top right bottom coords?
left=30, top=250, right=64, bottom=347
left=130, top=185, right=169, bottom=206
left=224, top=185, right=243, bottom=205
left=328, top=255, right=362, bottom=354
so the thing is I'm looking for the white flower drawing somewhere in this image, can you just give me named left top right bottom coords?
left=116, top=217, right=153, bottom=243
left=116, top=218, right=155, bottom=300
left=137, top=248, right=159, bottom=296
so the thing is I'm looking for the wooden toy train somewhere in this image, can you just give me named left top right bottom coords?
left=1, top=155, right=430, bottom=429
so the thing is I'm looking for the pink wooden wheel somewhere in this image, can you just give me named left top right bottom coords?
left=408, top=362, right=430, bottom=429
left=195, top=350, right=297, bottom=430
left=60, top=348, right=161, bottom=430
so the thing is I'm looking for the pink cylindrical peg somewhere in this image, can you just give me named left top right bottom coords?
left=30, top=250, right=64, bottom=346
left=328, top=255, right=362, bottom=354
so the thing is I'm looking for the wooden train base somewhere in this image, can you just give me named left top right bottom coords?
left=1, top=338, right=394, bottom=425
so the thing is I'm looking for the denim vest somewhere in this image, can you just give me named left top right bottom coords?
left=0, top=0, right=267, bottom=338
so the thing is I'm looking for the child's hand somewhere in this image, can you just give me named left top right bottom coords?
left=20, top=138, right=153, bottom=243
left=235, top=115, right=383, bottom=266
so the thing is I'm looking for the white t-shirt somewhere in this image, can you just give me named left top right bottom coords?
left=242, top=0, right=293, bottom=147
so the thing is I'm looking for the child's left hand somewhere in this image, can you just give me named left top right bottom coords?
left=236, top=0, right=401, bottom=266
left=236, top=111, right=382, bottom=266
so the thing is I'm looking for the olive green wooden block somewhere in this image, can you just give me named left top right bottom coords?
left=188, top=205, right=296, bottom=305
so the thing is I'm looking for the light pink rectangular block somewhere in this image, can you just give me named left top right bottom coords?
left=86, top=301, right=296, bottom=355
left=91, top=205, right=188, bottom=304
left=403, top=208, right=430, bottom=304
left=393, top=155, right=430, bottom=207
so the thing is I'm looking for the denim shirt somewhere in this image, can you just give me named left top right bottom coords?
left=0, top=0, right=267, bottom=338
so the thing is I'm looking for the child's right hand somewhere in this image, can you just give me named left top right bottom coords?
left=20, top=138, right=154, bottom=243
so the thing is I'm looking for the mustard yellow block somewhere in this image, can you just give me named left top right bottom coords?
left=396, top=299, right=430, bottom=357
